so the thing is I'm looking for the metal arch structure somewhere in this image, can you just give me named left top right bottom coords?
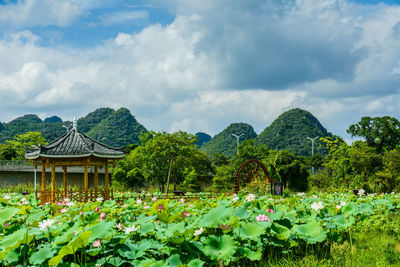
left=234, top=159, right=270, bottom=193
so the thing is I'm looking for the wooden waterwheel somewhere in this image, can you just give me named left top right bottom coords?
left=234, top=159, right=270, bottom=193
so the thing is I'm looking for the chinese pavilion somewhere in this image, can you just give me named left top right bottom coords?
left=25, top=120, right=125, bottom=203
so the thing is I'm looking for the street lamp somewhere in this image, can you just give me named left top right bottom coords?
left=232, top=134, right=244, bottom=155
left=307, top=136, right=319, bottom=175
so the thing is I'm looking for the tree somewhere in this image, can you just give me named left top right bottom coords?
left=0, top=144, right=18, bottom=160
left=375, top=149, right=400, bottom=192
left=269, top=150, right=309, bottom=191
left=6, top=132, right=47, bottom=159
left=347, top=116, right=400, bottom=153
left=113, top=131, right=213, bottom=192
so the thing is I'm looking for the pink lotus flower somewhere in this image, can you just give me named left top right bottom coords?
left=182, top=211, right=190, bottom=217
left=92, top=240, right=101, bottom=247
left=188, top=203, right=194, bottom=207
left=256, top=214, right=271, bottom=222
left=58, top=208, right=68, bottom=213
left=152, top=197, right=157, bottom=202
left=267, top=208, right=274, bottom=213
left=158, top=204, right=164, bottom=210
left=100, top=212, right=106, bottom=220
left=95, top=207, right=99, bottom=212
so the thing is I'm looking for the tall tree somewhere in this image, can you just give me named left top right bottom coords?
left=113, top=131, right=213, bottom=192
left=7, top=132, right=47, bottom=160
left=347, top=116, right=400, bottom=153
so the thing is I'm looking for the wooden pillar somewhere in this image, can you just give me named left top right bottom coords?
left=51, top=161, right=55, bottom=203
left=105, top=162, right=109, bottom=200
left=84, top=163, right=88, bottom=202
left=94, top=165, right=98, bottom=198
left=63, top=166, right=67, bottom=199
left=41, top=162, right=46, bottom=204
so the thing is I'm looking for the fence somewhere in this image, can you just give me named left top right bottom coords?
left=0, top=160, right=31, bottom=167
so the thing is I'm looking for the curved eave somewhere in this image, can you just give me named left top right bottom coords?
left=25, top=153, right=124, bottom=160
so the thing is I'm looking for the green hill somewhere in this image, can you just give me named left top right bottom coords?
left=0, top=107, right=147, bottom=148
left=256, top=108, right=330, bottom=156
left=0, top=114, right=67, bottom=143
left=200, top=123, right=257, bottom=157
left=87, top=107, right=147, bottom=147
left=77, top=108, right=114, bottom=133
left=44, top=116, right=62, bottom=123
left=195, top=132, right=211, bottom=146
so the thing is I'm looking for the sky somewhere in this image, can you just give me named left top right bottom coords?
left=0, top=0, right=400, bottom=141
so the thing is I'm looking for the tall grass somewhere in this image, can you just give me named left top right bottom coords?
left=238, top=212, right=400, bottom=267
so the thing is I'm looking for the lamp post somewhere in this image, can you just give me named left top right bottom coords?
left=307, top=136, right=318, bottom=175
left=232, top=134, right=244, bottom=155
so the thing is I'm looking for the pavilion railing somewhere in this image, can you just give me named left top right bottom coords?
left=37, top=188, right=109, bottom=204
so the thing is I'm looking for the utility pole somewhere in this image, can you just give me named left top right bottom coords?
left=232, top=134, right=244, bottom=155
left=307, top=136, right=319, bottom=175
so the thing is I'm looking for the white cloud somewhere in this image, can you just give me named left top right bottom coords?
left=100, top=10, right=149, bottom=26
left=0, top=0, right=400, bottom=140
left=0, top=0, right=89, bottom=28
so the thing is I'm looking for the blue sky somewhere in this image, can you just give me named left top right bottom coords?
left=0, top=0, right=400, bottom=142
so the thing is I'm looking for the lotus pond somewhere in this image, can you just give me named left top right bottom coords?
left=0, top=191, right=399, bottom=266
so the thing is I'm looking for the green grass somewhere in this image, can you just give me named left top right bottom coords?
left=248, top=213, right=400, bottom=267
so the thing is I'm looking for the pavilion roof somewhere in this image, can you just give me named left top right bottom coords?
left=25, top=127, right=125, bottom=160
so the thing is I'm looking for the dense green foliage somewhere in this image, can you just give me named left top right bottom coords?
left=308, top=136, right=400, bottom=193
left=194, top=132, right=211, bottom=147
left=212, top=140, right=309, bottom=192
left=347, top=116, right=400, bottom=153
left=256, top=108, right=330, bottom=156
left=0, top=143, right=17, bottom=160
left=77, top=108, right=114, bottom=133
left=0, top=192, right=399, bottom=266
left=200, top=123, right=257, bottom=157
left=87, top=108, right=147, bottom=148
left=5, top=132, right=47, bottom=160
left=113, top=131, right=213, bottom=192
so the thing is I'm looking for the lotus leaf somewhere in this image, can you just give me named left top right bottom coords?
left=29, top=245, right=55, bottom=265
left=0, top=207, right=19, bottom=225
left=292, top=221, right=327, bottom=244
left=87, top=221, right=115, bottom=243
left=167, top=254, right=182, bottom=266
left=234, top=222, right=266, bottom=241
left=203, top=235, right=237, bottom=263
left=187, top=258, right=205, bottom=267
left=239, top=247, right=262, bottom=261
left=198, top=206, right=235, bottom=228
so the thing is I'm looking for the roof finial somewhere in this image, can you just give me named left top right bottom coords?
left=72, top=118, right=77, bottom=130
